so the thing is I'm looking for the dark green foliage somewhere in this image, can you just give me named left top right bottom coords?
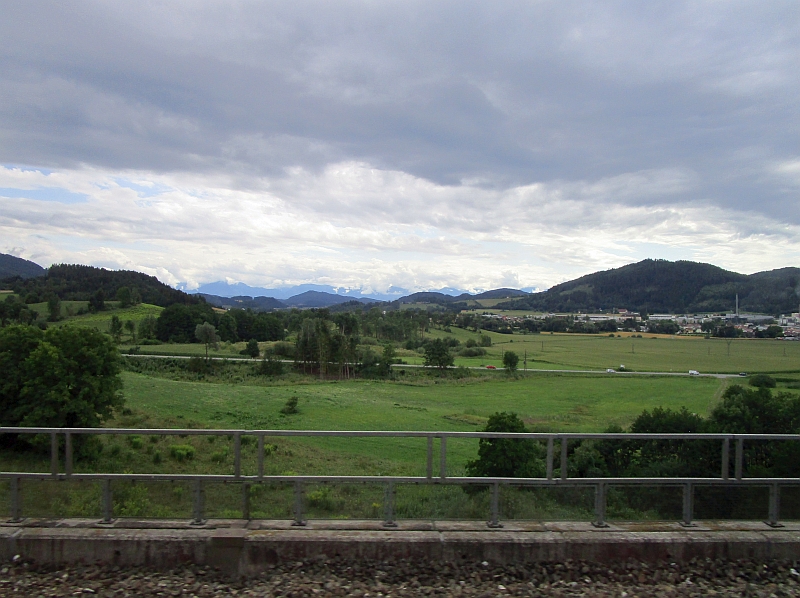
left=7, top=264, right=197, bottom=307
left=195, top=321, right=220, bottom=359
left=116, top=286, right=132, bottom=307
left=0, top=325, right=123, bottom=454
left=0, top=294, right=36, bottom=326
left=710, top=385, right=799, bottom=434
left=378, top=343, right=396, bottom=377
left=138, top=314, right=157, bottom=340
left=564, top=387, right=800, bottom=518
left=222, top=308, right=285, bottom=342
left=465, top=412, right=544, bottom=479
left=272, top=341, right=295, bottom=357
left=754, top=325, right=784, bottom=338
left=258, top=355, right=284, bottom=376
left=108, top=314, right=123, bottom=342
left=646, top=320, right=680, bottom=335
left=124, top=319, right=136, bottom=341
left=241, top=338, right=260, bottom=358
left=503, top=350, right=519, bottom=372
left=749, top=374, right=777, bottom=388
left=459, top=346, right=486, bottom=357
left=0, top=253, right=45, bottom=279
left=169, top=444, right=195, bottom=461
left=88, top=289, right=105, bottom=312
left=494, top=259, right=800, bottom=315
left=423, top=338, right=454, bottom=369
left=156, top=303, right=218, bottom=343
left=280, top=396, right=299, bottom=415
left=46, top=294, right=61, bottom=321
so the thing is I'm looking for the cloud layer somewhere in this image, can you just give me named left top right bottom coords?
left=1, top=2, right=798, bottom=291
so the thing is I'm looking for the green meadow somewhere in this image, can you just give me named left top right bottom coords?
left=0, top=369, right=737, bottom=521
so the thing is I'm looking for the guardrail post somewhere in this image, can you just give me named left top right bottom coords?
left=681, top=483, right=695, bottom=527
left=101, top=479, right=114, bottom=524
left=65, top=432, right=73, bottom=477
left=292, top=481, right=306, bottom=526
left=735, top=438, right=744, bottom=480
left=191, top=480, right=205, bottom=525
left=546, top=437, right=554, bottom=480
left=51, top=432, right=59, bottom=477
left=488, top=482, right=503, bottom=528
left=426, top=436, right=433, bottom=479
left=383, top=482, right=397, bottom=528
left=234, top=432, right=242, bottom=478
left=560, top=437, right=568, bottom=480
left=766, top=483, right=783, bottom=528
left=9, top=477, right=22, bottom=523
left=593, top=483, right=609, bottom=528
left=721, top=438, right=729, bottom=480
left=242, top=483, right=251, bottom=521
left=257, top=435, right=265, bottom=479
left=439, top=436, right=447, bottom=479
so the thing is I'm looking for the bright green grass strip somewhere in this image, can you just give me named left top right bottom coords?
left=121, top=371, right=725, bottom=474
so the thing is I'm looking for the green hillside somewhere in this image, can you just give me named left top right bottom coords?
left=5, top=264, right=199, bottom=307
left=498, top=259, right=800, bottom=315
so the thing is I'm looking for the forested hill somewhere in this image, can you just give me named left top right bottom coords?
left=496, top=260, right=800, bottom=315
left=0, top=253, right=45, bottom=279
left=4, top=264, right=200, bottom=307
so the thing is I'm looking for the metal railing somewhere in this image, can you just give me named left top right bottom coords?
left=1, top=427, right=798, bottom=528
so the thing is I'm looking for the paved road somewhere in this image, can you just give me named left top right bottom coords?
left=122, top=353, right=742, bottom=378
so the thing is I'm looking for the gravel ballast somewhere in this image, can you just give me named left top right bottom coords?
left=3, top=556, right=800, bottom=597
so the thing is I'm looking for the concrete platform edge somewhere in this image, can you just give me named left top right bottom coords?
left=2, top=520, right=799, bottom=575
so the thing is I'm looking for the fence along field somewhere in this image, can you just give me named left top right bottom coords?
left=3, top=365, right=799, bottom=523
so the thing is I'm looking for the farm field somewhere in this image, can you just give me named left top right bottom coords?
left=392, top=328, right=800, bottom=374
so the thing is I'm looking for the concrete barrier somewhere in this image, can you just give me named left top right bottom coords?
left=2, top=519, right=799, bottom=575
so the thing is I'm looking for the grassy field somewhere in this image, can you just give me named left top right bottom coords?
left=0, top=368, right=736, bottom=521
left=418, top=328, right=800, bottom=373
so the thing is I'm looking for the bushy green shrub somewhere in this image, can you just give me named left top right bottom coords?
left=459, top=347, right=486, bottom=357
left=169, top=444, right=195, bottom=462
left=210, top=450, right=228, bottom=463
left=258, top=355, right=284, bottom=376
left=465, top=412, right=544, bottom=479
left=280, top=396, right=299, bottom=415
left=749, top=374, right=777, bottom=388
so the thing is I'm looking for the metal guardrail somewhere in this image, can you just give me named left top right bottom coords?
left=1, top=428, right=798, bottom=528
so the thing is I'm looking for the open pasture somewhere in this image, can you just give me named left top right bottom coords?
left=417, top=328, right=800, bottom=374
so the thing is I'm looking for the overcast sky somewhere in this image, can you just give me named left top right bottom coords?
left=1, top=1, right=798, bottom=294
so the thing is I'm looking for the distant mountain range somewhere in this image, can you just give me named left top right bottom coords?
left=2, top=253, right=798, bottom=315
left=196, top=284, right=529, bottom=310
left=186, top=281, right=400, bottom=301
left=199, top=290, right=381, bottom=310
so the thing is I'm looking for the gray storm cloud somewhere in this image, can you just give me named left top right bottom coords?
left=0, top=1, right=798, bottom=289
